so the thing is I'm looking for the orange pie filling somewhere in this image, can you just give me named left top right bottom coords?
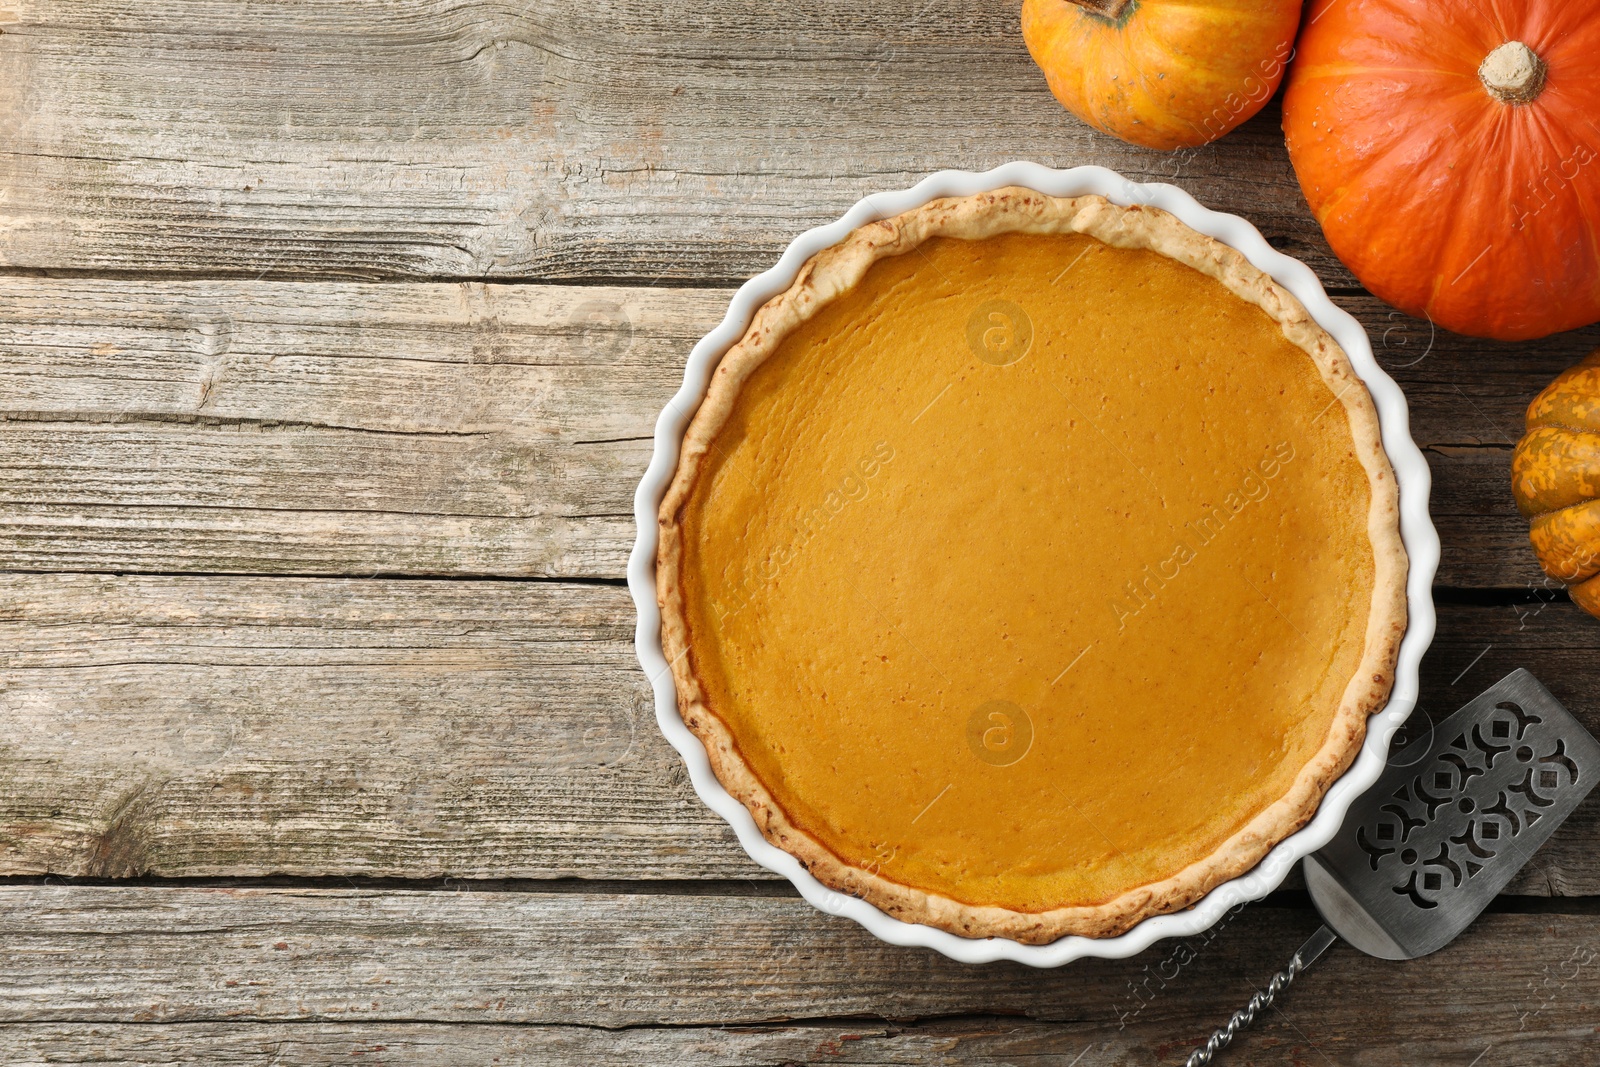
left=670, top=222, right=1391, bottom=923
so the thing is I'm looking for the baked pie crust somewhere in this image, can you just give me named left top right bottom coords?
left=656, top=188, right=1407, bottom=942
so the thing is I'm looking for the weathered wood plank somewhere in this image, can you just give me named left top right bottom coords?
left=2, top=572, right=1597, bottom=894
left=4, top=279, right=1593, bottom=442
left=0, top=1010, right=1593, bottom=1067
left=0, top=279, right=708, bottom=577
left=1431, top=446, right=1538, bottom=589
left=0, top=574, right=750, bottom=880
left=0, top=279, right=709, bottom=437
left=0, top=886, right=1596, bottom=1065
left=1, top=278, right=1596, bottom=582
left=0, top=1021, right=1172, bottom=1067
left=0, top=1, right=1345, bottom=284
left=1365, top=310, right=1600, bottom=449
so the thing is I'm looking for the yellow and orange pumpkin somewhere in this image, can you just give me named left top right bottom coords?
left=1021, top=0, right=1302, bottom=151
left=1284, top=0, right=1600, bottom=341
left=1512, top=350, right=1600, bottom=616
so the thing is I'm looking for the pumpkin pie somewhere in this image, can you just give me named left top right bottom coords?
left=656, top=189, right=1407, bottom=942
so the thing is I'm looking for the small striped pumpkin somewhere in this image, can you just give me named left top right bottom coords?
left=1512, top=350, right=1600, bottom=615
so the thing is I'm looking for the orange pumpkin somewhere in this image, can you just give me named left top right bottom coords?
left=1021, top=0, right=1302, bottom=151
left=1512, top=350, right=1600, bottom=616
left=1283, top=0, right=1600, bottom=342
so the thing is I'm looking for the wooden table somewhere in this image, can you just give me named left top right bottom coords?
left=2, top=4, right=1597, bottom=1064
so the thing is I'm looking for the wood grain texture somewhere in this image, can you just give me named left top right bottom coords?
left=3, top=1, right=1597, bottom=1058
left=0, top=0, right=1346, bottom=284
left=1, top=277, right=1595, bottom=582
left=3, top=572, right=1598, bottom=894
left=0, top=574, right=740, bottom=880
left=0, top=279, right=707, bottom=578
left=0, top=1009, right=1594, bottom=1067
left=0, top=1021, right=1194, bottom=1067
left=0, top=886, right=1596, bottom=1066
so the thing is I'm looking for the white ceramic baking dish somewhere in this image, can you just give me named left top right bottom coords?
left=629, top=163, right=1441, bottom=966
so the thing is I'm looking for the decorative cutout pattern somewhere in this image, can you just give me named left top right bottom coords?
left=1350, top=699, right=1584, bottom=910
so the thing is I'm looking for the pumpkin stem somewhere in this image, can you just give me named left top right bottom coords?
left=1063, top=0, right=1135, bottom=19
left=1479, top=41, right=1547, bottom=105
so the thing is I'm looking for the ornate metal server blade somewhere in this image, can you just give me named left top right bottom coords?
left=1306, top=668, right=1600, bottom=961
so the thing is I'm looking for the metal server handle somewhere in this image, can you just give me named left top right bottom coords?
left=1184, top=925, right=1338, bottom=1066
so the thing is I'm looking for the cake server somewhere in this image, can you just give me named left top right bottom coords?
left=1186, top=668, right=1600, bottom=1065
